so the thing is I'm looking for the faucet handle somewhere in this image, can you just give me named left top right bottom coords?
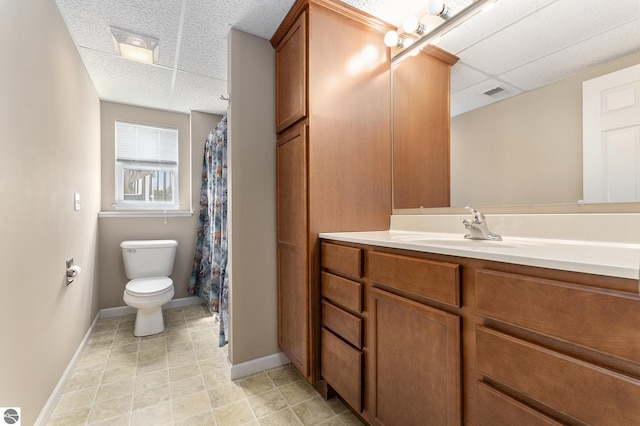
left=465, top=206, right=485, bottom=223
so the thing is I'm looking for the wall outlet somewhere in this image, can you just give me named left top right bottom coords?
left=74, top=193, right=81, bottom=211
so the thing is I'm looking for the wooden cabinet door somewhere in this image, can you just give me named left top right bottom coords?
left=277, top=122, right=309, bottom=376
left=370, top=288, right=461, bottom=426
left=275, top=11, right=307, bottom=133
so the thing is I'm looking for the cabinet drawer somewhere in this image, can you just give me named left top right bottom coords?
left=322, top=300, right=362, bottom=348
left=321, top=272, right=362, bottom=313
left=477, top=382, right=562, bottom=426
left=322, top=328, right=362, bottom=412
left=477, top=326, right=640, bottom=425
left=321, top=242, right=363, bottom=278
left=369, top=251, right=460, bottom=307
left=476, top=269, right=640, bottom=365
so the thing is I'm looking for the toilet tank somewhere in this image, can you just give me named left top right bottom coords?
left=120, top=240, right=178, bottom=279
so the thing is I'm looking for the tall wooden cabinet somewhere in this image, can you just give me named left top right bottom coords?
left=272, top=0, right=393, bottom=382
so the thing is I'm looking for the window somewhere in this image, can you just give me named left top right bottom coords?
left=115, top=121, right=179, bottom=209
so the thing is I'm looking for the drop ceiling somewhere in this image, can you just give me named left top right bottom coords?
left=54, top=0, right=640, bottom=116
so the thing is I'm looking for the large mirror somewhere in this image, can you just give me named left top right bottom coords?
left=392, top=0, right=640, bottom=211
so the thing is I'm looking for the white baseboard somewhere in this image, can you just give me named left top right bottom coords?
left=35, top=296, right=205, bottom=425
left=34, top=313, right=100, bottom=426
left=230, top=352, right=291, bottom=380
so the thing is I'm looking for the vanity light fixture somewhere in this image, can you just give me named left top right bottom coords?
left=110, top=27, right=159, bottom=64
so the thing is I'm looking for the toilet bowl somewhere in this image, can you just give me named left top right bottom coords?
left=120, top=240, right=178, bottom=337
left=123, top=277, right=175, bottom=336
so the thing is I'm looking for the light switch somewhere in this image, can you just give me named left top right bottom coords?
left=74, top=193, right=81, bottom=211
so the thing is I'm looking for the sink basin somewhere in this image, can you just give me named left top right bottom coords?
left=391, top=233, right=542, bottom=249
left=405, top=238, right=518, bottom=249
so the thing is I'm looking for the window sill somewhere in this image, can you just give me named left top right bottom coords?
left=98, top=210, right=193, bottom=218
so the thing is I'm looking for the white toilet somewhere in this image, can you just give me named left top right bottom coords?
left=120, top=240, right=178, bottom=336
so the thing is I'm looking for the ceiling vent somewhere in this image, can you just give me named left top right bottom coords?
left=484, top=86, right=505, bottom=96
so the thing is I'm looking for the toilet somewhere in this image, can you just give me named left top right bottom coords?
left=120, top=239, right=178, bottom=336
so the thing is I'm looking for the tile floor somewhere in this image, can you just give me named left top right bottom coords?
left=47, top=304, right=364, bottom=425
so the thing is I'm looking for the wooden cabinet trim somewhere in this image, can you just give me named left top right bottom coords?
left=476, top=268, right=640, bottom=365
left=477, top=326, right=640, bottom=425
left=369, top=251, right=461, bottom=307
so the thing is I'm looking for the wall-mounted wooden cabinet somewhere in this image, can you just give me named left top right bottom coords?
left=272, top=0, right=393, bottom=384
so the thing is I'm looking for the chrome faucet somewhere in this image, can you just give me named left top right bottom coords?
left=463, top=206, right=502, bottom=241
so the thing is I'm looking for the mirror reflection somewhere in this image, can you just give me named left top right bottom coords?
left=392, top=0, right=640, bottom=209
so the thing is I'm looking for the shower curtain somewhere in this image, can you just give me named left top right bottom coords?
left=189, top=116, right=228, bottom=346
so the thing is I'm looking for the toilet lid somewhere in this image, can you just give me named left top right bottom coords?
left=126, top=277, right=173, bottom=296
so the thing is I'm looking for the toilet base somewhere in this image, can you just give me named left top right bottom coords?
left=133, top=308, right=166, bottom=337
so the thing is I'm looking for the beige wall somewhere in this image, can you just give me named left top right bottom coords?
left=0, top=0, right=101, bottom=424
left=98, top=103, right=221, bottom=309
left=450, top=54, right=640, bottom=208
left=227, top=29, right=278, bottom=364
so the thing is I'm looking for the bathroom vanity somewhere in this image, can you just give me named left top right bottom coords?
left=319, top=219, right=640, bottom=425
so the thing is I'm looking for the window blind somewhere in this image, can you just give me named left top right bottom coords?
left=116, top=121, right=178, bottom=165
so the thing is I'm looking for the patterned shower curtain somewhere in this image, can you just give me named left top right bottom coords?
left=189, top=116, right=228, bottom=346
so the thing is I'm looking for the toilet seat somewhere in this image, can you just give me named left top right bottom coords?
left=125, top=277, right=173, bottom=297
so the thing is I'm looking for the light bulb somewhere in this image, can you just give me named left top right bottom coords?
left=384, top=30, right=400, bottom=47
left=403, top=16, right=420, bottom=34
left=426, top=0, right=445, bottom=15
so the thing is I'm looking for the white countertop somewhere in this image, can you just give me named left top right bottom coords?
left=319, top=230, right=640, bottom=280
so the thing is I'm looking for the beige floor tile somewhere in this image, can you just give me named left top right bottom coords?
left=87, top=394, right=132, bottom=424
left=237, top=372, right=276, bottom=397
left=105, top=351, right=138, bottom=370
left=279, top=380, right=318, bottom=405
left=134, top=369, right=169, bottom=394
left=204, top=370, right=232, bottom=390
left=267, top=365, right=302, bottom=387
left=77, top=347, right=111, bottom=364
left=130, top=401, right=173, bottom=426
left=169, top=361, right=201, bottom=382
left=74, top=358, right=109, bottom=375
left=132, top=383, right=171, bottom=411
left=64, top=370, right=103, bottom=393
left=290, top=396, right=335, bottom=426
left=174, top=410, right=217, bottom=426
left=110, top=342, right=139, bottom=356
left=339, top=411, right=365, bottom=425
left=172, top=390, right=212, bottom=421
left=171, top=374, right=206, bottom=398
left=316, top=417, right=345, bottom=426
left=208, top=382, right=247, bottom=408
left=326, top=397, right=349, bottom=415
left=48, top=405, right=91, bottom=425
left=249, top=389, right=289, bottom=419
left=95, top=377, right=134, bottom=402
left=167, top=340, right=194, bottom=353
left=138, top=346, right=167, bottom=362
left=137, top=355, right=168, bottom=375
left=214, top=400, right=256, bottom=426
left=101, top=364, right=136, bottom=384
left=89, top=413, right=130, bottom=426
left=139, top=335, right=166, bottom=351
left=257, top=407, right=303, bottom=426
left=53, top=386, right=97, bottom=413
left=168, top=348, right=198, bottom=367
left=199, top=355, right=229, bottom=374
